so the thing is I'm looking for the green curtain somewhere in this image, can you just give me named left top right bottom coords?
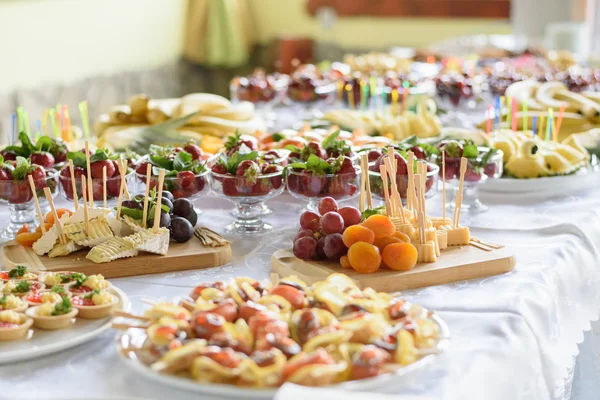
left=184, top=0, right=254, bottom=68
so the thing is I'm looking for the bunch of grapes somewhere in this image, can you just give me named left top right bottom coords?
left=292, top=197, right=361, bottom=261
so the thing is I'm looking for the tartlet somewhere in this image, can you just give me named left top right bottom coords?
left=1, top=280, right=45, bottom=297
left=24, top=288, right=72, bottom=307
left=0, top=294, right=28, bottom=313
left=26, top=300, right=78, bottom=330
left=39, top=271, right=83, bottom=288
left=0, top=311, right=33, bottom=341
left=0, top=266, right=39, bottom=282
left=72, top=290, right=118, bottom=319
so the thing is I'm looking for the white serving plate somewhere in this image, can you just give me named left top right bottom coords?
left=116, top=314, right=449, bottom=399
left=479, top=164, right=600, bottom=195
left=0, top=286, right=129, bottom=364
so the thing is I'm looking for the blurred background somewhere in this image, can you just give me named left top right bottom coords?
left=0, top=0, right=596, bottom=144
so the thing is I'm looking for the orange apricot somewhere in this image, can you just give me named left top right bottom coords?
left=373, top=236, right=402, bottom=254
left=15, top=231, right=43, bottom=247
left=392, top=231, right=411, bottom=243
left=16, top=223, right=30, bottom=235
left=44, top=208, right=73, bottom=225
left=35, top=222, right=53, bottom=233
left=340, top=255, right=351, bottom=269
left=382, top=243, right=418, bottom=271
left=342, top=225, right=375, bottom=248
left=347, top=242, right=381, bottom=274
left=361, top=215, right=395, bottom=239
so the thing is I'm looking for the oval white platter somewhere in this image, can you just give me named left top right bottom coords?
left=116, top=314, right=449, bottom=399
left=0, top=286, right=130, bottom=364
left=479, top=164, right=600, bottom=195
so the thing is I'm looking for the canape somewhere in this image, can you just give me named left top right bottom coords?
left=25, top=298, right=78, bottom=330
left=68, top=274, right=110, bottom=294
left=39, top=271, right=84, bottom=288
left=0, top=310, right=33, bottom=341
left=72, top=289, right=118, bottom=319
left=24, top=287, right=72, bottom=307
left=1, top=280, right=45, bottom=297
left=0, top=294, right=28, bottom=313
left=0, top=266, right=39, bottom=282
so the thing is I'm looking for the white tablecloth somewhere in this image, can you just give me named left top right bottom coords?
left=1, top=184, right=599, bottom=400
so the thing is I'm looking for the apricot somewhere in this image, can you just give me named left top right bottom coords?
left=373, top=236, right=402, bottom=254
left=382, top=243, right=418, bottom=271
left=342, top=225, right=375, bottom=248
left=16, top=224, right=30, bottom=235
left=361, top=215, right=395, bottom=239
left=35, top=222, right=53, bottom=233
left=392, top=231, right=411, bottom=243
left=15, top=231, right=43, bottom=247
left=340, top=255, right=351, bottom=269
left=347, top=242, right=381, bottom=274
left=45, top=208, right=73, bottom=225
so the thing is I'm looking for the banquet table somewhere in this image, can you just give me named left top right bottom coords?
left=1, top=184, right=600, bottom=400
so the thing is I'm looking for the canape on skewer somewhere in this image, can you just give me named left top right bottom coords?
left=25, top=297, right=78, bottom=330
left=0, top=266, right=38, bottom=282
left=72, top=289, right=118, bottom=319
left=0, top=310, right=33, bottom=341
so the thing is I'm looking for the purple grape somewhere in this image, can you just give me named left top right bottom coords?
left=293, top=237, right=317, bottom=260
left=323, top=233, right=347, bottom=261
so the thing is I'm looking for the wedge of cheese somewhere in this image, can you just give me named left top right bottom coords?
left=125, top=228, right=170, bottom=256
left=87, top=236, right=139, bottom=263
left=63, top=218, right=114, bottom=247
left=48, top=240, right=84, bottom=258
left=122, top=215, right=143, bottom=233
left=68, top=207, right=110, bottom=225
left=440, top=225, right=470, bottom=246
left=32, top=213, right=70, bottom=256
left=106, top=215, right=134, bottom=238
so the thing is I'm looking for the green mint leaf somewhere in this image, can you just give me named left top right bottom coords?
left=150, top=154, right=174, bottom=171
left=236, top=143, right=253, bottom=155
left=272, top=133, right=285, bottom=142
left=173, top=151, right=193, bottom=171
left=240, top=151, right=258, bottom=162
left=288, top=162, right=307, bottom=170
left=8, top=265, right=26, bottom=279
left=70, top=273, right=87, bottom=288
left=0, top=296, right=6, bottom=306
left=284, top=144, right=300, bottom=152
left=67, top=151, right=87, bottom=169
left=361, top=206, right=386, bottom=221
left=61, top=272, right=85, bottom=284
left=321, top=130, right=340, bottom=150
left=18, top=131, right=35, bottom=157
left=462, top=144, right=479, bottom=159
left=161, top=204, right=171, bottom=213
left=306, top=154, right=331, bottom=175
left=52, top=296, right=72, bottom=316
left=118, top=206, right=144, bottom=220
left=2, top=146, right=26, bottom=157
left=419, top=143, right=440, bottom=157
left=12, top=156, right=30, bottom=180
left=224, top=130, right=242, bottom=151
left=164, top=169, right=178, bottom=177
left=51, top=286, right=65, bottom=294
left=35, top=136, right=53, bottom=152
left=84, top=289, right=100, bottom=300
left=90, top=149, right=111, bottom=163
left=14, top=281, right=30, bottom=293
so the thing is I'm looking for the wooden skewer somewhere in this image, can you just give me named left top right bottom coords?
left=113, top=310, right=150, bottom=321
left=80, top=176, right=90, bottom=236
left=453, top=157, right=468, bottom=228
left=407, top=151, right=417, bottom=212
left=85, top=141, right=93, bottom=207
left=27, top=175, right=46, bottom=234
left=418, top=161, right=427, bottom=216
left=141, top=163, right=152, bottom=228
left=102, top=166, right=107, bottom=209
left=471, top=237, right=504, bottom=249
left=386, top=149, right=403, bottom=218
left=414, top=174, right=425, bottom=243
left=111, top=323, right=149, bottom=330
left=379, top=165, right=392, bottom=216
left=68, top=159, right=79, bottom=211
left=469, top=241, right=492, bottom=252
left=115, top=159, right=128, bottom=220
left=118, top=157, right=131, bottom=200
left=140, top=298, right=157, bottom=305
left=363, top=155, right=373, bottom=209
left=359, top=155, right=366, bottom=212
left=441, top=152, right=446, bottom=222
left=382, top=157, right=396, bottom=216
left=153, top=169, right=166, bottom=233
left=43, top=187, right=66, bottom=244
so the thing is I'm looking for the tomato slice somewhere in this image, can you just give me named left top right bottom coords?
left=0, top=321, right=18, bottom=329
left=0, top=272, right=9, bottom=280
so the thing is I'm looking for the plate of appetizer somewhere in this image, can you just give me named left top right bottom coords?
left=273, top=150, right=514, bottom=292
left=2, top=142, right=232, bottom=279
left=0, top=267, right=130, bottom=364
left=113, top=273, right=449, bottom=398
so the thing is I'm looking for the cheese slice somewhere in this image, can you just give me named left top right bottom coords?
left=63, top=217, right=114, bottom=247
left=425, top=228, right=440, bottom=257
left=87, top=236, right=139, bottom=263
left=440, top=225, right=471, bottom=246
left=106, top=215, right=134, bottom=238
left=122, top=215, right=143, bottom=233
left=436, top=229, right=448, bottom=251
left=68, top=207, right=110, bottom=225
left=48, top=240, right=84, bottom=258
left=430, top=217, right=452, bottom=230
left=414, top=241, right=437, bottom=263
left=32, top=213, right=70, bottom=256
left=126, top=228, right=170, bottom=256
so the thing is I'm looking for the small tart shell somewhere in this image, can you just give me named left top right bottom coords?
left=0, top=314, right=33, bottom=341
left=25, top=290, right=72, bottom=307
left=0, top=302, right=28, bottom=313
left=4, top=282, right=46, bottom=298
left=73, top=295, right=118, bottom=319
left=26, top=306, right=78, bottom=330
left=1, top=272, right=39, bottom=282
left=38, top=271, right=80, bottom=287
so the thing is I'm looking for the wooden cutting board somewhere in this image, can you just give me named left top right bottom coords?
left=271, top=245, right=515, bottom=293
left=1, top=240, right=232, bottom=278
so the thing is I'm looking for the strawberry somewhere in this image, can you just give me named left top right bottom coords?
left=300, top=171, right=324, bottom=197
left=442, top=159, right=460, bottom=180
left=211, top=164, right=228, bottom=183
left=172, top=189, right=187, bottom=199
left=135, top=161, right=152, bottom=177
left=235, top=160, right=260, bottom=187
left=107, top=179, right=122, bottom=197
left=194, top=175, right=207, bottom=192
left=263, top=150, right=282, bottom=163
left=464, top=165, right=482, bottom=182
left=484, top=163, right=497, bottom=178
left=410, top=146, right=426, bottom=160
left=0, top=150, right=17, bottom=162
left=178, top=171, right=196, bottom=189
left=8, top=181, right=33, bottom=204
left=286, top=172, right=300, bottom=193
left=0, top=168, right=12, bottom=181
left=222, top=178, right=239, bottom=196
left=184, top=142, right=204, bottom=161
left=367, top=149, right=382, bottom=162
left=27, top=165, right=46, bottom=184
left=331, top=156, right=357, bottom=178
left=48, top=138, right=69, bottom=164
left=251, top=179, right=270, bottom=196
left=288, top=151, right=301, bottom=161
left=301, top=142, right=327, bottom=160
left=30, top=152, right=55, bottom=169
left=173, top=147, right=184, bottom=153
left=327, top=176, right=356, bottom=198
left=92, top=180, right=104, bottom=201
left=90, top=160, right=115, bottom=179
left=112, top=160, right=122, bottom=177
left=438, top=140, right=463, bottom=160
left=261, top=164, right=283, bottom=189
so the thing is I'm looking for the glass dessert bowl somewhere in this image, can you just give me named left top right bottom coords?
left=367, top=162, right=439, bottom=205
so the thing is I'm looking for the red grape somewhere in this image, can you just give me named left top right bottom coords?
left=315, top=236, right=326, bottom=260
left=318, top=196, right=338, bottom=215
left=337, top=206, right=361, bottom=227
left=299, top=211, right=321, bottom=231
left=293, top=236, right=317, bottom=260
left=323, top=233, right=347, bottom=261
left=294, top=229, right=314, bottom=242
left=321, top=212, right=344, bottom=234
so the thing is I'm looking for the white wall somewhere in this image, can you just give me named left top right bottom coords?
left=0, top=0, right=187, bottom=95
